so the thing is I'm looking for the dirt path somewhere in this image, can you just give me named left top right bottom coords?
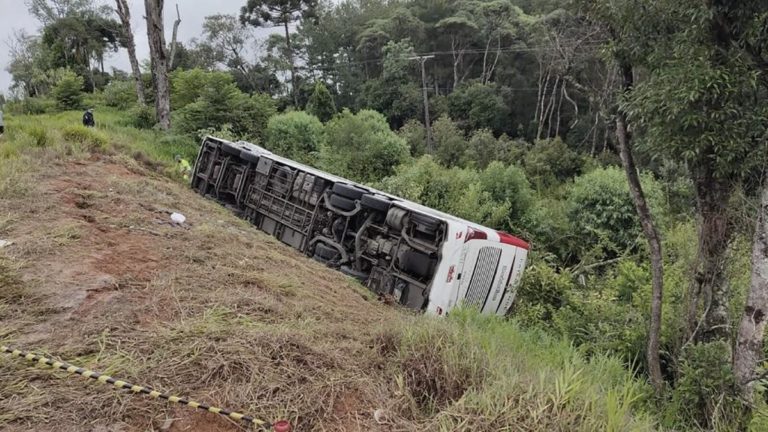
left=0, top=155, right=400, bottom=431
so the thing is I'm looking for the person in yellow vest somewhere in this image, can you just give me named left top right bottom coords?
left=174, top=154, right=191, bottom=181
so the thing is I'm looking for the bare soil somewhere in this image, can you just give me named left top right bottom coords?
left=0, top=154, right=404, bottom=431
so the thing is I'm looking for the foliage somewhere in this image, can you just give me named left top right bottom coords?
left=265, top=111, right=324, bottom=164
left=398, top=119, right=426, bottom=157
left=102, top=80, right=136, bottom=109
left=124, top=104, right=156, bottom=130
left=52, top=70, right=84, bottom=109
left=432, top=115, right=467, bottom=167
left=305, top=82, right=337, bottom=122
left=567, top=166, right=665, bottom=263
left=664, top=341, right=742, bottom=430
left=61, top=124, right=107, bottom=150
left=447, top=83, right=511, bottom=133
left=174, top=72, right=276, bottom=141
left=523, top=137, right=583, bottom=189
left=320, top=109, right=410, bottom=183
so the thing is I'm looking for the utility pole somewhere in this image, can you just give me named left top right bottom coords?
left=409, top=55, right=435, bottom=153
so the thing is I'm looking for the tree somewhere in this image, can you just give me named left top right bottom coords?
left=241, top=0, right=319, bottom=107
left=52, top=69, right=84, bottom=109
left=201, top=14, right=255, bottom=85
left=436, top=12, right=478, bottom=89
left=144, top=0, right=171, bottom=129
left=320, top=109, right=410, bottom=183
left=115, top=0, right=145, bottom=105
left=305, top=82, right=336, bottom=122
left=26, top=0, right=92, bottom=25
left=733, top=185, right=768, bottom=400
left=265, top=111, right=324, bottom=163
left=432, top=115, right=467, bottom=168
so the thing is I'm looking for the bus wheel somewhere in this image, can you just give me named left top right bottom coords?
left=361, top=194, right=391, bottom=212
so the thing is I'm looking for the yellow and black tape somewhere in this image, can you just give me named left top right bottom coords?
left=1, top=345, right=281, bottom=430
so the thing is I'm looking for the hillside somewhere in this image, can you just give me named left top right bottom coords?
left=0, top=111, right=656, bottom=431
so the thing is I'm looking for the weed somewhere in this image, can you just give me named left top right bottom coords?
left=61, top=125, right=108, bottom=151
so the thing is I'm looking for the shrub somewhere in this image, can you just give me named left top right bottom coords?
left=125, top=104, right=156, bottom=129
left=664, top=341, right=741, bottom=430
left=567, top=166, right=665, bottom=262
left=61, top=125, right=108, bottom=150
left=320, top=109, right=410, bottom=183
left=523, top=137, right=583, bottom=189
left=398, top=119, right=426, bottom=157
left=24, top=125, right=50, bottom=147
left=432, top=115, right=467, bottom=167
left=52, top=70, right=85, bottom=110
left=265, top=111, right=324, bottom=164
left=513, top=263, right=573, bottom=326
left=103, top=80, right=137, bottom=109
left=175, top=76, right=276, bottom=142
left=305, top=82, right=337, bottom=122
left=447, top=82, right=511, bottom=133
left=477, top=161, right=533, bottom=229
left=171, top=69, right=235, bottom=110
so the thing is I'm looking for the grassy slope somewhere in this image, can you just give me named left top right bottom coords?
left=0, top=109, right=657, bottom=431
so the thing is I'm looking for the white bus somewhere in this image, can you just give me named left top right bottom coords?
left=191, top=136, right=529, bottom=316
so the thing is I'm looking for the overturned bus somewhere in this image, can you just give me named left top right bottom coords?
left=191, top=136, right=529, bottom=316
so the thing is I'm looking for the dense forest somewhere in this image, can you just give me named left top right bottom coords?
left=4, top=0, right=768, bottom=429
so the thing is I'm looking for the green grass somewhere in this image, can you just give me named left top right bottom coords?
left=388, top=308, right=657, bottom=431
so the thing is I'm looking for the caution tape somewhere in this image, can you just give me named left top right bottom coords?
left=1, top=345, right=290, bottom=431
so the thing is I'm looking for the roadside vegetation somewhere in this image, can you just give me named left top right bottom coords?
left=2, top=0, right=768, bottom=430
left=0, top=108, right=659, bottom=431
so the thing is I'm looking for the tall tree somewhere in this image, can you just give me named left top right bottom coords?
left=115, top=0, right=145, bottom=105
left=734, top=184, right=768, bottom=399
left=144, top=0, right=171, bottom=129
left=26, top=0, right=92, bottom=25
left=240, top=0, right=318, bottom=107
left=202, top=14, right=255, bottom=85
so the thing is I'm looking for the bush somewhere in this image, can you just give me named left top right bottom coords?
left=477, top=161, right=533, bottom=229
left=52, top=70, right=85, bottom=110
left=567, top=166, right=665, bottom=262
left=665, top=341, right=741, bottom=430
left=320, top=109, right=410, bottom=183
left=103, top=80, right=137, bottom=109
left=513, top=263, right=574, bottom=327
left=125, top=104, right=156, bottom=129
left=61, top=125, right=108, bottom=150
left=305, top=82, right=337, bottom=122
left=265, top=111, right=324, bottom=164
left=447, top=82, right=511, bottom=133
left=398, top=119, right=426, bottom=157
left=171, top=69, right=234, bottom=110
left=174, top=74, right=276, bottom=141
left=24, top=125, right=50, bottom=147
left=432, top=115, right=467, bottom=167
left=523, top=137, right=583, bottom=189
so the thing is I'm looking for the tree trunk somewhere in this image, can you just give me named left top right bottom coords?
left=283, top=20, right=299, bottom=107
left=615, top=63, right=665, bottom=394
left=144, top=0, right=171, bottom=129
left=733, top=185, right=768, bottom=399
left=115, top=0, right=145, bottom=105
left=685, top=161, right=734, bottom=343
left=168, top=3, right=181, bottom=71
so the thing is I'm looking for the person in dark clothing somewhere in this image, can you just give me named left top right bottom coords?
left=82, top=109, right=95, bottom=127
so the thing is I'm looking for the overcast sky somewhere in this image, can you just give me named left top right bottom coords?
left=0, top=0, right=280, bottom=93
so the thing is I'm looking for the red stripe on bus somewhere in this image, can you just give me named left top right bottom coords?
left=497, top=231, right=530, bottom=250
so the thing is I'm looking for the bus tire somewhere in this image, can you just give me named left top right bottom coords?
left=399, top=250, right=433, bottom=278
left=314, top=243, right=338, bottom=260
left=329, top=194, right=355, bottom=211
left=332, top=183, right=366, bottom=200
left=360, top=194, right=391, bottom=212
